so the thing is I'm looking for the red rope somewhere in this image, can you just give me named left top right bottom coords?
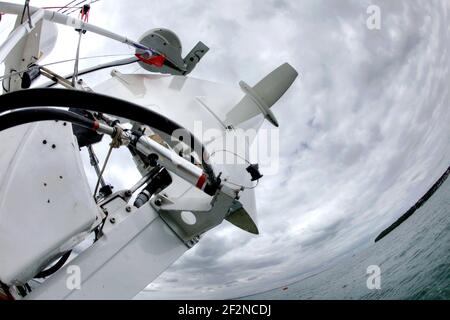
left=79, top=4, right=90, bottom=23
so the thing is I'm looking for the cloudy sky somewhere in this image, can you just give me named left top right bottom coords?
left=1, top=0, right=449, bottom=299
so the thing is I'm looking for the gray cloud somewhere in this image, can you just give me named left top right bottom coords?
left=136, top=0, right=450, bottom=299
left=7, top=0, right=448, bottom=299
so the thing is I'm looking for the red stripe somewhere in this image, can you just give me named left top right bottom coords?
left=92, top=120, right=100, bottom=131
left=135, top=53, right=166, bottom=68
left=196, top=174, right=207, bottom=189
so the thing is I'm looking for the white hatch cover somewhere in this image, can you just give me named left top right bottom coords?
left=0, top=121, right=98, bottom=285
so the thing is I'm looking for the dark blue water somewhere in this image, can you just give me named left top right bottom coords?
left=244, top=174, right=450, bottom=300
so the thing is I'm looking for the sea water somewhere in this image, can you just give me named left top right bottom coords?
left=244, top=174, right=450, bottom=300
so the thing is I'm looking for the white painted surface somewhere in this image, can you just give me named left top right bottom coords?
left=0, top=122, right=98, bottom=285
left=27, top=200, right=187, bottom=300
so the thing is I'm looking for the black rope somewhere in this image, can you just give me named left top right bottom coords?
left=20, top=0, right=33, bottom=29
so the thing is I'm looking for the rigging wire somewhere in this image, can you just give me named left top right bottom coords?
left=42, top=6, right=82, bottom=10
left=56, top=0, right=78, bottom=12
left=72, top=31, right=83, bottom=86
left=61, top=0, right=87, bottom=14
left=66, top=1, right=100, bottom=16
left=93, top=126, right=124, bottom=198
left=210, top=149, right=252, bottom=165
left=223, top=179, right=259, bottom=190
left=209, top=150, right=260, bottom=190
left=0, top=1, right=98, bottom=19
left=64, top=0, right=100, bottom=16
left=44, top=57, right=139, bottom=88
left=0, top=53, right=134, bottom=82
left=93, top=145, right=113, bottom=198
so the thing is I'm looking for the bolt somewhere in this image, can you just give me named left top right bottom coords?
left=154, top=198, right=162, bottom=206
left=126, top=206, right=132, bottom=213
left=125, top=190, right=132, bottom=197
left=110, top=217, right=116, bottom=224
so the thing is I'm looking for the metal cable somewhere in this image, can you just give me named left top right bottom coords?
left=0, top=54, right=134, bottom=82
left=57, top=0, right=78, bottom=12
left=209, top=150, right=260, bottom=190
left=61, top=0, right=87, bottom=14
left=93, top=145, right=113, bottom=198
left=66, top=0, right=99, bottom=16
left=93, top=126, right=123, bottom=198
left=72, top=30, right=83, bottom=86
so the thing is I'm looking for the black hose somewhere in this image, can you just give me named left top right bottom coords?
left=35, top=251, right=72, bottom=279
left=0, top=108, right=96, bottom=132
left=0, top=88, right=216, bottom=184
